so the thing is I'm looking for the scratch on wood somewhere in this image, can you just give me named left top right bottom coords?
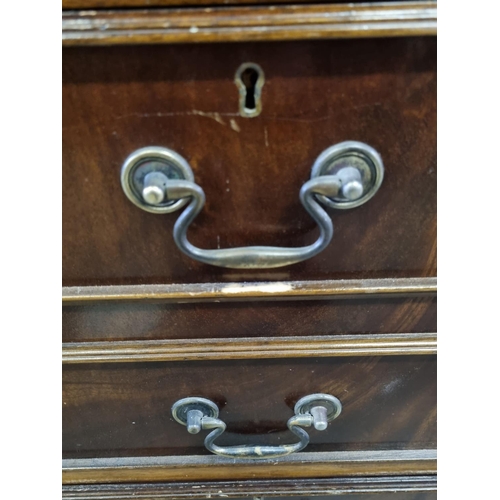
left=113, top=110, right=239, bottom=124
left=220, top=283, right=293, bottom=294
left=264, top=127, right=269, bottom=147
left=190, top=110, right=225, bottom=125
left=78, top=110, right=371, bottom=127
left=230, top=119, right=241, bottom=132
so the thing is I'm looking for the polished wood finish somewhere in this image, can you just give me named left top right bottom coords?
left=63, top=293, right=436, bottom=342
left=62, top=37, right=436, bottom=286
left=62, top=449, right=436, bottom=483
left=62, top=3, right=437, bottom=45
left=62, top=1, right=437, bottom=492
left=62, top=476, right=437, bottom=499
left=63, top=492, right=436, bottom=500
left=271, top=494, right=436, bottom=500
left=63, top=333, right=437, bottom=363
left=62, top=355, right=436, bottom=458
left=62, top=277, right=437, bottom=304
left=64, top=0, right=427, bottom=8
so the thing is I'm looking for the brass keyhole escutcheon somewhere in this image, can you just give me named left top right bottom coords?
left=235, top=62, right=264, bottom=118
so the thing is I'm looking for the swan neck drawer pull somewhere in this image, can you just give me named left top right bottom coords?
left=171, top=394, right=342, bottom=460
left=121, top=141, right=384, bottom=269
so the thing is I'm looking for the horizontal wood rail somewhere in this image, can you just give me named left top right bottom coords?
left=62, top=332, right=437, bottom=364
left=63, top=449, right=437, bottom=484
left=63, top=277, right=436, bottom=304
left=62, top=475, right=437, bottom=498
left=63, top=0, right=435, bottom=8
left=62, top=2, right=437, bottom=45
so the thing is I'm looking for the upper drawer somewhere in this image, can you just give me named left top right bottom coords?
left=62, top=37, right=436, bottom=287
left=62, top=2, right=437, bottom=45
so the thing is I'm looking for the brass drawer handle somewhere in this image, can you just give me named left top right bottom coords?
left=121, top=141, right=384, bottom=269
left=171, top=394, right=342, bottom=460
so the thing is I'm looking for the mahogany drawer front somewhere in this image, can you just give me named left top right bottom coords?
left=62, top=294, right=436, bottom=342
left=62, top=355, right=436, bottom=459
left=62, top=37, right=436, bottom=287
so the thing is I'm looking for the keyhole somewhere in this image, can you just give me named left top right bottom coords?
left=235, top=63, right=264, bottom=118
left=241, top=68, right=258, bottom=110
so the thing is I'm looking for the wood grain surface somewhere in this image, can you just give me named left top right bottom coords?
left=62, top=3, right=437, bottom=45
left=62, top=355, right=436, bottom=458
left=63, top=292, right=436, bottom=342
left=63, top=449, right=437, bottom=483
left=62, top=333, right=437, bottom=363
left=270, top=494, right=436, bottom=500
left=62, top=475, right=437, bottom=499
left=62, top=278, right=437, bottom=304
left=64, top=0, right=431, bottom=8
left=62, top=37, right=436, bottom=286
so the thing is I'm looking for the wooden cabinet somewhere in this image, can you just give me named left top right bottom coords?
left=62, top=1, right=437, bottom=498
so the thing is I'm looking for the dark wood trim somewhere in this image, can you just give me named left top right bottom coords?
left=63, top=0, right=436, bottom=8
left=62, top=333, right=437, bottom=364
left=62, top=449, right=437, bottom=484
left=62, top=277, right=437, bottom=304
left=62, top=2, right=437, bottom=46
left=62, top=475, right=437, bottom=499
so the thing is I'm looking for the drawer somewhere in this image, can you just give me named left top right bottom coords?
left=62, top=37, right=436, bottom=287
left=62, top=355, right=436, bottom=459
left=63, top=483, right=437, bottom=500
left=62, top=293, right=436, bottom=343
left=222, top=495, right=437, bottom=500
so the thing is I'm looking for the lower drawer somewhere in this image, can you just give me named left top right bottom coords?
left=259, top=495, right=435, bottom=500
left=62, top=475, right=437, bottom=496
left=62, top=355, right=436, bottom=459
left=63, top=487, right=436, bottom=500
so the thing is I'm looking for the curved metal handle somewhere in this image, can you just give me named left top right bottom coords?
left=171, top=394, right=342, bottom=460
left=121, top=142, right=384, bottom=269
left=166, top=176, right=339, bottom=269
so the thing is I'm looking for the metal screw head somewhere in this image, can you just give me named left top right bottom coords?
left=310, top=406, right=329, bottom=431
left=142, top=171, right=169, bottom=205
left=336, top=166, right=364, bottom=201
left=186, top=409, right=204, bottom=434
left=143, top=185, right=165, bottom=205
left=341, top=180, right=364, bottom=200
